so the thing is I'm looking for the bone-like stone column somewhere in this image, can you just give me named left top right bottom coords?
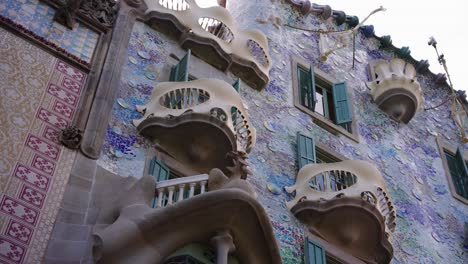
left=210, top=230, right=236, bottom=264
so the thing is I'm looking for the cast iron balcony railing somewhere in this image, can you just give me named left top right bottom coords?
left=133, top=79, right=256, bottom=153
left=145, top=0, right=271, bottom=90
left=367, top=58, right=424, bottom=123
left=285, top=160, right=396, bottom=263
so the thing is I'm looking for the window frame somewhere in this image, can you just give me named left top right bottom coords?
left=305, top=234, right=366, bottom=264
left=436, top=137, right=468, bottom=205
left=291, top=55, right=360, bottom=143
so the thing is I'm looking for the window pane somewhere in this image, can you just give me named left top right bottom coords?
left=445, top=151, right=468, bottom=199
left=315, top=91, right=324, bottom=116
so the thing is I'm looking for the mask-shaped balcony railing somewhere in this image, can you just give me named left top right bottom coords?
left=145, top=0, right=271, bottom=90
left=285, top=160, right=396, bottom=263
left=367, top=58, right=424, bottom=123
left=133, top=79, right=255, bottom=154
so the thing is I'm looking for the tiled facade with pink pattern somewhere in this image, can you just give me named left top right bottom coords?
left=0, top=26, right=87, bottom=263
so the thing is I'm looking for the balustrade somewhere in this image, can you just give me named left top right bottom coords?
left=154, top=174, right=209, bottom=208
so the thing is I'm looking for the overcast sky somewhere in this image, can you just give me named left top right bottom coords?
left=197, top=0, right=466, bottom=92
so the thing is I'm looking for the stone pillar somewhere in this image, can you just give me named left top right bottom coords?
left=210, top=230, right=236, bottom=264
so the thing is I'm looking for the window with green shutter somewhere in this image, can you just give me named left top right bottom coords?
left=295, top=63, right=353, bottom=133
left=298, top=65, right=317, bottom=111
left=232, top=78, right=241, bottom=92
left=170, top=49, right=191, bottom=82
left=149, top=158, right=171, bottom=208
left=445, top=148, right=468, bottom=200
left=304, top=238, right=326, bottom=264
left=332, top=82, right=352, bottom=125
left=297, top=132, right=317, bottom=169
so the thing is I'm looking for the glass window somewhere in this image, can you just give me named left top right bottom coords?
left=444, top=151, right=468, bottom=200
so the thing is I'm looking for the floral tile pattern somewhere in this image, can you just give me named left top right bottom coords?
left=0, top=0, right=99, bottom=63
left=0, top=27, right=86, bottom=264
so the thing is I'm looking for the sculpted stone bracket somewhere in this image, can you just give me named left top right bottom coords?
left=143, top=0, right=271, bottom=90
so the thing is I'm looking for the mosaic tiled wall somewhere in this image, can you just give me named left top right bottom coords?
left=0, top=0, right=99, bottom=63
left=0, top=27, right=87, bottom=264
left=97, top=3, right=468, bottom=264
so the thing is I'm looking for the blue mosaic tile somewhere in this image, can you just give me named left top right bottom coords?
left=0, top=0, right=98, bottom=63
left=96, top=2, right=468, bottom=263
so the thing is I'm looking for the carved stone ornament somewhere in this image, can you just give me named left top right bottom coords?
left=79, top=0, right=119, bottom=28
left=361, top=191, right=376, bottom=206
left=60, top=126, right=83, bottom=149
left=54, top=0, right=118, bottom=29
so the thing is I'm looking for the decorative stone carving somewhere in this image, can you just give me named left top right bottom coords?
left=54, top=0, right=118, bottom=30
left=134, top=79, right=256, bottom=154
left=367, top=58, right=424, bottom=123
left=79, top=0, right=119, bottom=28
left=285, top=160, right=396, bottom=263
left=60, top=126, right=83, bottom=149
left=144, top=0, right=271, bottom=89
left=91, top=174, right=281, bottom=263
left=285, top=160, right=396, bottom=233
left=361, top=191, right=376, bottom=206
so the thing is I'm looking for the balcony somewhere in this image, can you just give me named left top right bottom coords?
left=92, top=172, right=282, bottom=264
left=144, top=0, right=271, bottom=90
left=285, top=160, right=396, bottom=264
left=367, top=58, right=424, bottom=123
left=133, top=79, right=255, bottom=174
left=153, top=173, right=209, bottom=208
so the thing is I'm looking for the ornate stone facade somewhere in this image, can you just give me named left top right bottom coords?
left=0, top=0, right=467, bottom=263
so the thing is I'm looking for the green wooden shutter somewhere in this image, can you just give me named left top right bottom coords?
left=304, top=238, right=326, bottom=264
left=149, top=158, right=170, bottom=207
left=298, top=65, right=317, bottom=111
left=297, top=132, right=316, bottom=169
left=170, top=49, right=191, bottom=82
left=232, top=78, right=241, bottom=92
left=332, top=82, right=352, bottom=125
left=454, top=147, right=468, bottom=198
left=308, top=65, right=317, bottom=111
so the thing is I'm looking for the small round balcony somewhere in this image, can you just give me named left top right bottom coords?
left=367, top=58, right=424, bottom=123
